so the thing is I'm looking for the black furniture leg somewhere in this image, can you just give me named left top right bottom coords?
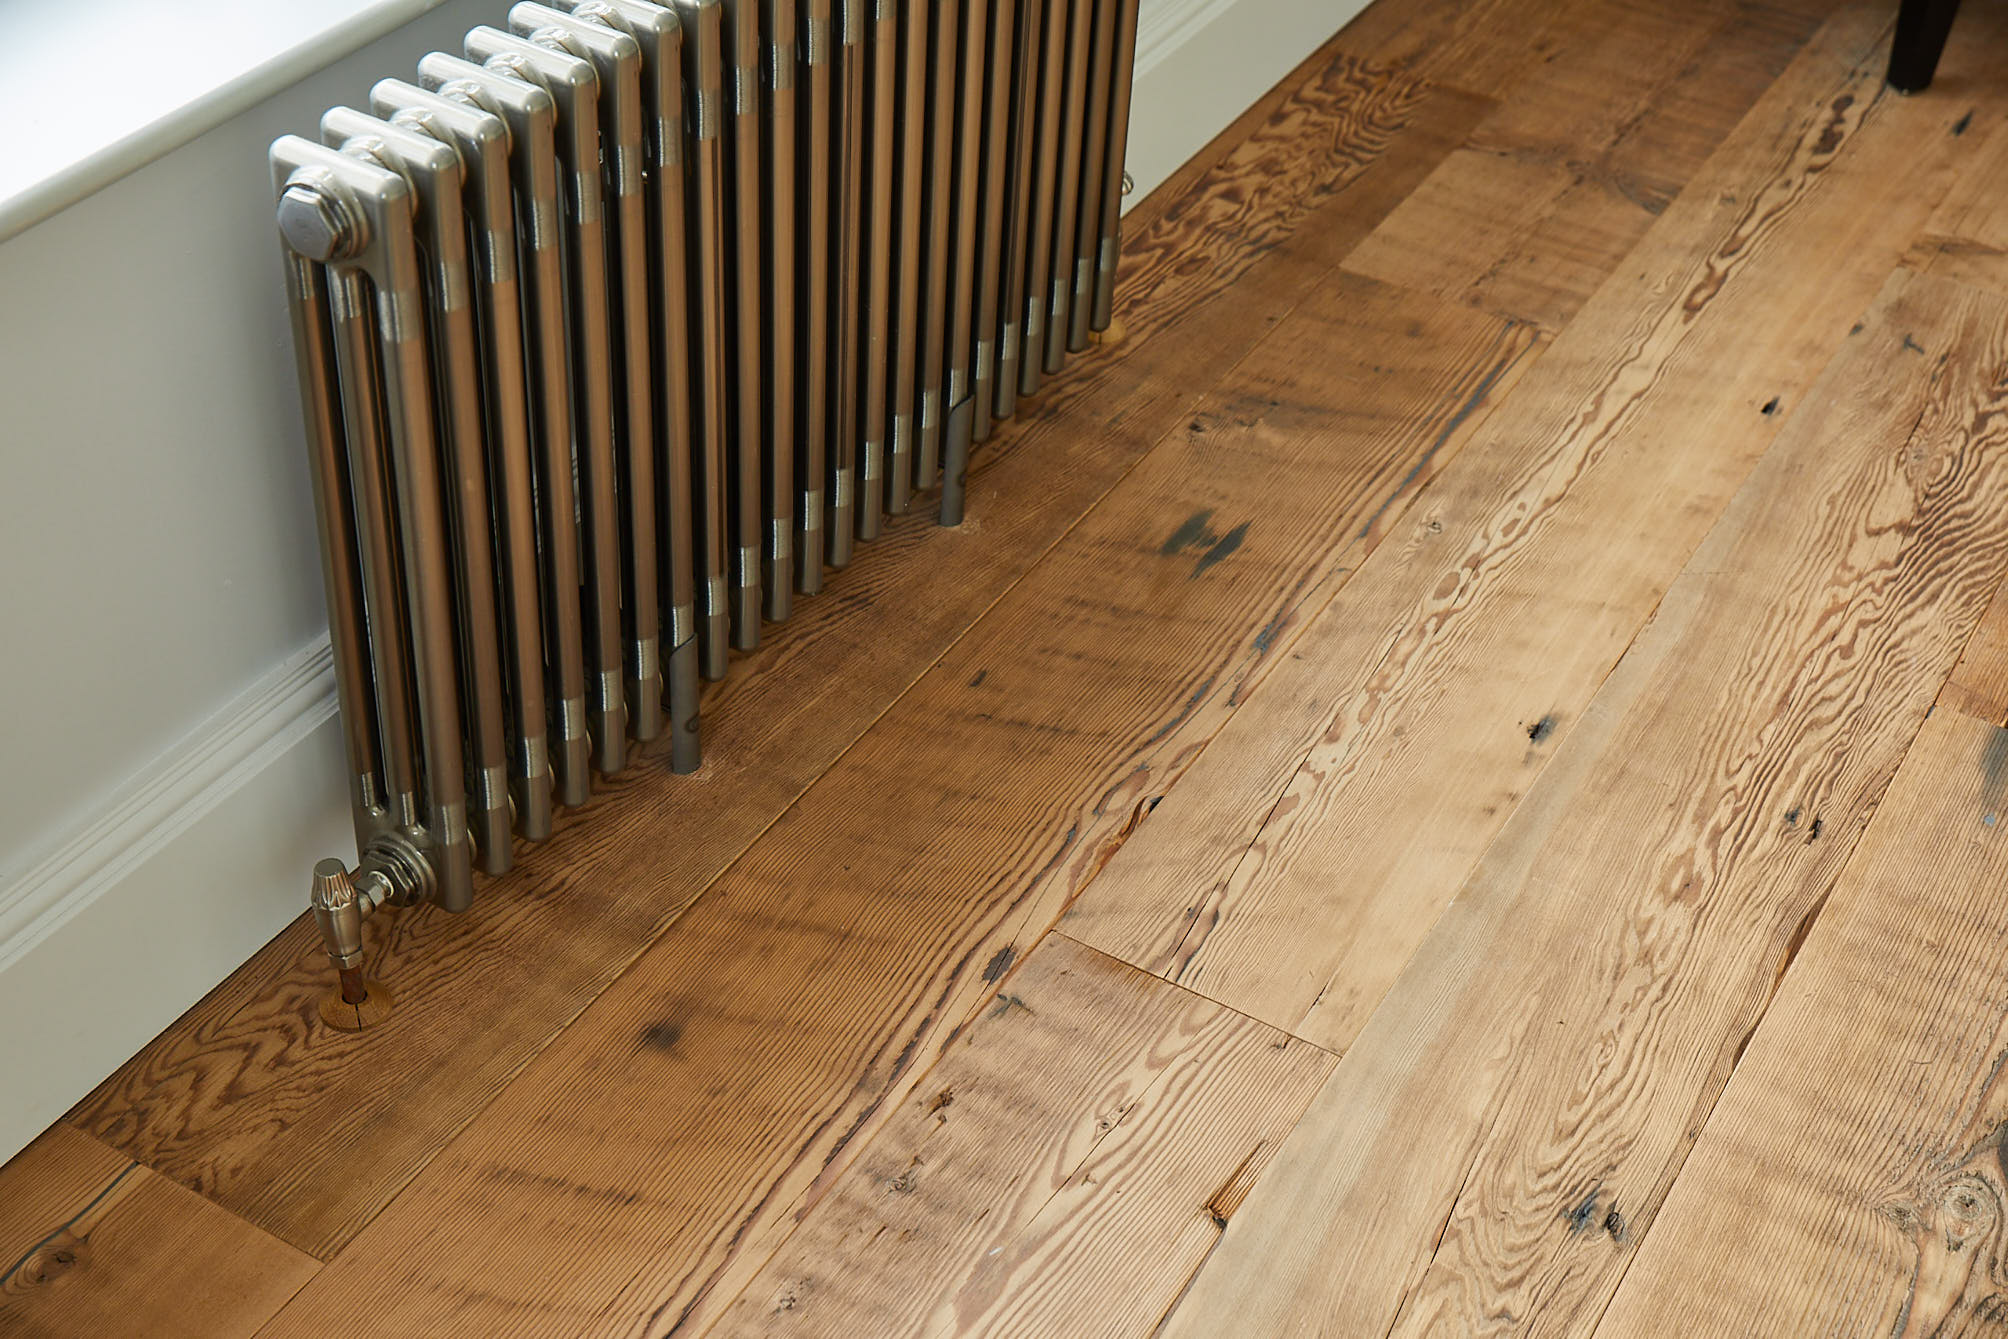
left=1888, top=0, right=1963, bottom=93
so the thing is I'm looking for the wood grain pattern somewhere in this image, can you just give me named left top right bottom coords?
left=1345, top=0, right=1825, bottom=329
left=9, top=5, right=1994, bottom=1337
left=1905, top=104, right=2008, bottom=300
left=71, top=50, right=1487, bottom=1262
left=1064, top=1, right=1980, bottom=1055
left=704, top=933, right=1332, bottom=1339
left=0, top=1124, right=315, bottom=1338
left=1155, top=264, right=2008, bottom=1337
left=246, top=267, right=1535, bottom=1338
left=1942, top=575, right=2008, bottom=725
left=1332, top=0, right=1598, bottom=99
left=1590, top=708, right=2008, bottom=1336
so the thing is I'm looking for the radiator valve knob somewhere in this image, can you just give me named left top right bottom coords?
left=309, top=858, right=369, bottom=973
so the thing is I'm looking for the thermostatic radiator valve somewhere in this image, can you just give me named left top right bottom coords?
left=309, top=835, right=434, bottom=1006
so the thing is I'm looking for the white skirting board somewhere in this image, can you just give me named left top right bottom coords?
left=0, top=0, right=1366, bottom=1167
left=0, top=643, right=355, bottom=1161
left=1125, top=0, right=1369, bottom=204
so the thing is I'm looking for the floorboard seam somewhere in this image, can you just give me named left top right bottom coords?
left=0, top=1156, right=140, bottom=1289
left=675, top=149, right=1551, bottom=1333
left=1052, top=931, right=1345, bottom=1055
left=668, top=169, right=1403, bottom=1339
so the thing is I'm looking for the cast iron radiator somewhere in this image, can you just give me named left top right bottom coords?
left=271, top=0, right=1141, bottom=1005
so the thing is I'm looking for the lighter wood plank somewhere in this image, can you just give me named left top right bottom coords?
left=1064, top=1, right=1982, bottom=1056
left=1942, top=575, right=2008, bottom=725
left=1905, top=104, right=2008, bottom=300
left=1912, top=88, right=2008, bottom=728
left=1591, top=707, right=2008, bottom=1336
left=1156, top=265, right=2008, bottom=1337
left=0, top=1124, right=315, bottom=1338
left=1346, top=0, right=1823, bottom=328
left=72, top=51, right=1489, bottom=1261
left=703, top=933, right=1332, bottom=1339
left=248, top=265, right=1536, bottom=1338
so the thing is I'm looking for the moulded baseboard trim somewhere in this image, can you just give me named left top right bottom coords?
left=0, top=639, right=352, bottom=1161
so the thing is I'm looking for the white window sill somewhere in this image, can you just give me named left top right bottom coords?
left=0, top=0, right=445, bottom=245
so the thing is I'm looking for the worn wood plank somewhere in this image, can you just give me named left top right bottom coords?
left=1332, top=0, right=1598, bottom=99
left=1064, top=2, right=1981, bottom=1054
left=1598, top=0, right=1841, bottom=197
left=700, top=933, right=1332, bottom=1339
left=1590, top=708, right=2008, bottom=1337
left=0, top=1124, right=315, bottom=1338
left=1346, top=0, right=1826, bottom=329
left=1927, top=105, right=2008, bottom=729
left=71, top=51, right=1491, bottom=1261
left=1904, top=105, right=2008, bottom=301
left=247, top=262, right=1536, bottom=1339
left=1941, top=575, right=2008, bottom=725
left=1155, top=265, right=2008, bottom=1337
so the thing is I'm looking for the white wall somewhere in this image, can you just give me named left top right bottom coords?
left=1125, top=0, right=1365, bottom=202
left=0, top=0, right=508, bottom=1163
left=0, top=0, right=1363, bottom=1164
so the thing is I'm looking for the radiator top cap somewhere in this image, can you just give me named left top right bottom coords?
left=277, top=183, right=355, bottom=262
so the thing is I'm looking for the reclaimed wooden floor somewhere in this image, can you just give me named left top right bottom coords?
left=11, top=0, right=2008, bottom=1333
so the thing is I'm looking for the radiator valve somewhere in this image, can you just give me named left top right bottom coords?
left=309, top=859, right=388, bottom=1004
left=308, top=835, right=432, bottom=1022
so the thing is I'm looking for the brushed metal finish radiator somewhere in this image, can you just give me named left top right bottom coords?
left=271, top=0, right=1139, bottom=1006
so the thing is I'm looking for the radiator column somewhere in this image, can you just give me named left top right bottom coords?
left=938, top=0, right=990, bottom=527
left=796, top=0, right=834, bottom=594
left=826, top=0, right=864, bottom=568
